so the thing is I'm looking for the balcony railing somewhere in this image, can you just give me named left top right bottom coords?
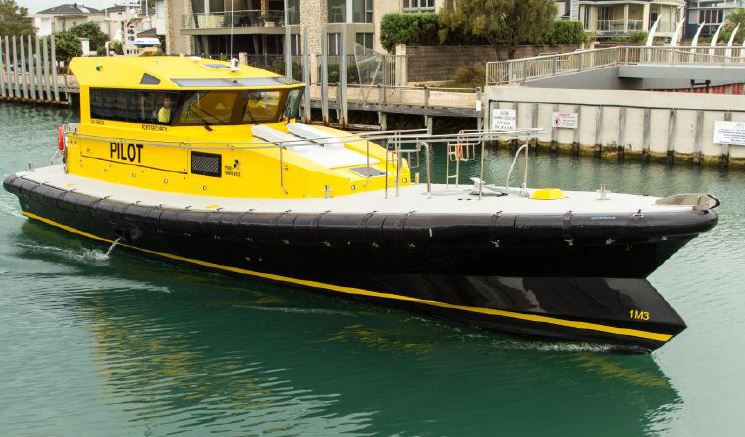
left=597, top=19, right=643, bottom=33
left=182, top=10, right=285, bottom=29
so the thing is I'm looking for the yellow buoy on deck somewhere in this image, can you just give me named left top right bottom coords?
left=530, top=188, right=566, bottom=200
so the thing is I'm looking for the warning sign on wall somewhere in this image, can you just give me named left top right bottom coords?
left=713, top=121, right=745, bottom=146
left=552, top=112, right=578, bottom=129
left=491, top=109, right=517, bottom=131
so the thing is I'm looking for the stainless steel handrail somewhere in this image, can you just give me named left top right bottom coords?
left=506, top=143, right=529, bottom=196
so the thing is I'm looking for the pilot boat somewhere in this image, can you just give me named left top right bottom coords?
left=3, top=56, right=719, bottom=351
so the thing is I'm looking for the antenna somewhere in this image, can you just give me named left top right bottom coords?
left=230, top=0, right=235, bottom=59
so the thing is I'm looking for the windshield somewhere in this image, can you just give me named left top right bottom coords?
left=174, top=90, right=285, bottom=125
left=241, top=90, right=282, bottom=123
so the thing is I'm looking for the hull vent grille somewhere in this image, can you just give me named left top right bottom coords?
left=191, top=152, right=222, bottom=177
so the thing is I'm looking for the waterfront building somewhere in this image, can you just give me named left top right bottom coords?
left=163, top=0, right=448, bottom=67
left=32, top=2, right=165, bottom=48
left=684, top=1, right=745, bottom=38
left=32, top=3, right=104, bottom=36
left=565, top=0, right=686, bottom=39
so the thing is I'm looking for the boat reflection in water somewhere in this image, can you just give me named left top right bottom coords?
left=14, top=220, right=683, bottom=436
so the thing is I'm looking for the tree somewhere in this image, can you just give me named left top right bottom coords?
left=0, top=0, right=35, bottom=36
left=69, top=22, right=109, bottom=50
left=720, top=9, right=745, bottom=44
left=439, top=0, right=557, bottom=57
left=50, top=31, right=82, bottom=64
left=380, top=13, right=440, bottom=53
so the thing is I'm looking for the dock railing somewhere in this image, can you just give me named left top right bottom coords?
left=486, top=45, right=745, bottom=85
left=62, top=126, right=541, bottom=201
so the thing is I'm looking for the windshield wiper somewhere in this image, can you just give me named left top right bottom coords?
left=203, top=121, right=213, bottom=131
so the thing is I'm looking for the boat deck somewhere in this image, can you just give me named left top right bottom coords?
left=15, top=165, right=692, bottom=215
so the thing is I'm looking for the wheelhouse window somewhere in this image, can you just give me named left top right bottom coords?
left=177, top=91, right=238, bottom=125
left=241, top=90, right=282, bottom=123
left=89, top=89, right=179, bottom=124
left=284, top=89, right=302, bottom=120
left=89, top=87, right=304, bottom=126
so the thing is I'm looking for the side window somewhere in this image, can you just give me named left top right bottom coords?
left=89, top=88, right=178, bottom=124
left=284, top=89, right=303, bottom=121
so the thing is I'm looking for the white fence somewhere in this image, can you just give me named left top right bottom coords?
left=486, top=46, right=745, bottom=85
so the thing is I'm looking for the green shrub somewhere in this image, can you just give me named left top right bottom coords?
left=327, top=63, right=360, bottom=83
left=448, top=63, right=485, bottom=88
left=380, top=12, right=440, bottom=52
left=550, top=20, right=588, bottom=44
left=628, top=30, right=648, bottom=44
left=268, top=58, right=303, bottom=80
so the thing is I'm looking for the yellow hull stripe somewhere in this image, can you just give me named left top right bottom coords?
left=22, top=211, right=673, bottom=343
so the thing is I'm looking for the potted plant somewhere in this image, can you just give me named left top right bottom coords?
left=262, top=13, right=275, bottom=27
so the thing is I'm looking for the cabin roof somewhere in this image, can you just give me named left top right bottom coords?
left=69, top=56, right=301, bottom=90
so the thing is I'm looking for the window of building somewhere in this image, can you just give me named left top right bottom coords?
left=327, top=33, right=341, bottom=56
left=190, top=0, right=226, bottom=14
left=291, top=33, right=302, bottom=56
left=287, top=0, right=300, bottom=25
left=208, top=0, right=224, bottom=13
left=268, top=0, right=284, bottom=17
left=328, top=0, right=346, bottom=23
left=191, top=0, right=205, bottom=14
left=403, top=0, right=434, bottom=12
left=688, top=9, right=698, bottom=25
left=352, top=0, right=373, bottom=23
left=598, top=6, right=611, bottom=22
left=582, top=5, right=590, bottom=30
left=356, top=32, right=374, bottom=50
left=699, top=9, right=723, bottom=24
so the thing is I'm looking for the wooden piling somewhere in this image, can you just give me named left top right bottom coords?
left=50, top=35, right=60, bottom=102
left=339, top=27, right=348, bottom=128
left=320, top=27, right=329, bottom=125
left=4, top=36, right=13, bottom=99
left=27, top=35, right=36, bottom=100
left=19, top=35, right=28, bottom=100
left=11, top=36, right=20, bottom=98
left=302, top=27, right=311, bottom=123
left=42, top=37, right=51, bottom=101
left=35, top=37, right=44, bottom=101
left=0, top=36, right=6, bottom=99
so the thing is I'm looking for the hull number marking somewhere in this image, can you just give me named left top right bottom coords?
left=629, top=309, right=651, bottom=320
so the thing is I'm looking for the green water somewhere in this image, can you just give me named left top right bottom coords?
left=1, top=104, right=743, bottom=436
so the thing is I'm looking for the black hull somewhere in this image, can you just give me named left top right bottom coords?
left=4, top=174, right=718, bottom=350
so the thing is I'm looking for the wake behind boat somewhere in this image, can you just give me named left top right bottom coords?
left=3, top=56, right=719, bottom=351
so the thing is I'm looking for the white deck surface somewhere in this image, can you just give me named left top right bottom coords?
left=16, top=165, right=692, bottom=215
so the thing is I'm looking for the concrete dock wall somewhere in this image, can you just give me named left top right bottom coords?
left=485, top=86, right=745, bottom=166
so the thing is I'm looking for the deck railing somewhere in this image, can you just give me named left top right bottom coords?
left=486, top=45, right=745, bottom=85
left=597, top=19, right=643, bottom=32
